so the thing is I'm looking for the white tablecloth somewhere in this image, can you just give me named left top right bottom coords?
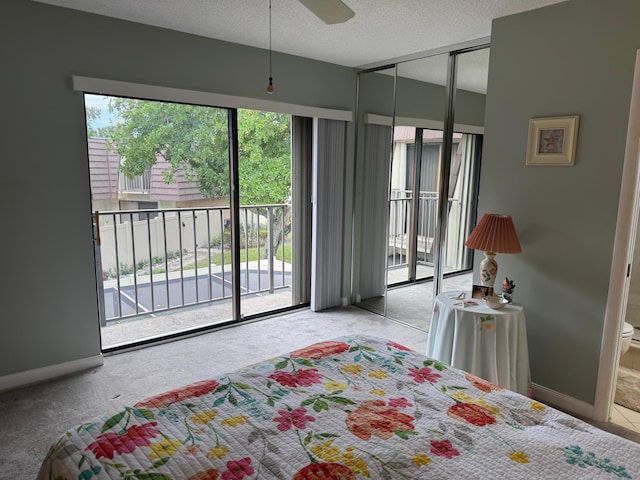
left=426, top=291, right=531, bottom=395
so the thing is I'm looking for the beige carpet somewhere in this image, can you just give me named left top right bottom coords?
left=615, top=366, right=640, bottom=413
left=0, top=307, right=430, bottom=479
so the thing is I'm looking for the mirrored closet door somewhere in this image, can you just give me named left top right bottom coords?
left=352, top=45, right=489, bottom=329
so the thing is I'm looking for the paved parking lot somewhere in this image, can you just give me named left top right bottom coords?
left=103, top=268, right=291, bottom=320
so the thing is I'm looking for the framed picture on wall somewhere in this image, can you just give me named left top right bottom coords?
left=526, top=115, right=579, bottom=166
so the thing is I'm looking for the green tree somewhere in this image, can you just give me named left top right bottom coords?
left=236, top=109, right=292, bottom=258
left=106, top=98, right=230, bottom=198
left=237, top=109, right=291, bottom=206
left=85, top=105, right=101, bottom=138
left=105, top=98, right=291, bottom=205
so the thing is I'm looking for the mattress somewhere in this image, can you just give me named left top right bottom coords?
left=36, top=335, right=640, bottom=479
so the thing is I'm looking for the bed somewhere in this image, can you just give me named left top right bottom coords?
left=37, top=335, right=639, bottom=479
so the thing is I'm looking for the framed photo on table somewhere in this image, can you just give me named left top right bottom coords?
left=472, top=285, right=493, bottom=299
left=526, top=115, right=579, bottom=166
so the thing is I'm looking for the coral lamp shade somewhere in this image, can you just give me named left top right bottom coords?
left=465, top=214, right=521, bottom=254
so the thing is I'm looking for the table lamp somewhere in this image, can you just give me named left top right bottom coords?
left=465, top=213, right=521, bottom=289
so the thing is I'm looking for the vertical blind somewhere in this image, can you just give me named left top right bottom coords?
left=311, top=118, right=347, bottom=311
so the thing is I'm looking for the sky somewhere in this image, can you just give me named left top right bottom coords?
left=84, top=93, right=119, bottom=131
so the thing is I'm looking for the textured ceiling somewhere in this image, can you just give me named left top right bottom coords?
left=32, top=0, right=568, bottom=92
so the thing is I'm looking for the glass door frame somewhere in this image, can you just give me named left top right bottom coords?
left=228, top=108, right=242, bottom=320
left=83, top=93, right=307, bottom=351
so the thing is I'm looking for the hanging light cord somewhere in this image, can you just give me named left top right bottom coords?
left=267, top=0, right=274, bottom=93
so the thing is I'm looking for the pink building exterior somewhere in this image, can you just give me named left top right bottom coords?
left=88, top=137, right=209, bottom=205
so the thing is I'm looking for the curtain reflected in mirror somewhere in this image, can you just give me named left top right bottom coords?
left=352, top=65, right=396, bottom=316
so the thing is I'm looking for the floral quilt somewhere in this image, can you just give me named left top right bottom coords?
left=37, top=335, right=640, bottom=479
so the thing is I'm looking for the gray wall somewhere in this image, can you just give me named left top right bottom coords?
left=0, top=0, right=355, bottom=377
left=482, top=0, right=640, bottom=403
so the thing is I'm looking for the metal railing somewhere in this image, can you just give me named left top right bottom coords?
left=388, top=190, right=457, bottom=268
left=94, top=204, right=290, bottom=324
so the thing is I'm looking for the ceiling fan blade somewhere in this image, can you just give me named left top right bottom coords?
left=298, top=0, right=355, bottom=24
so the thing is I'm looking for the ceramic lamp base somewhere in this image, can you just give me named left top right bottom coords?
left=479, top=252, right=497, bottom=289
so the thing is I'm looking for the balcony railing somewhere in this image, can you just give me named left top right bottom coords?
left=93, top=205, right=290, bottom=325
left=388, top=190, right=458, bottom=268
left=94, top=196, right=463, bottom=325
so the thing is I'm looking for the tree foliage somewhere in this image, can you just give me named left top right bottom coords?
left=85, top=105, right=101, bottom=138
left=237, top=109, right=291, bottom=206
left=104, top=98, right=291, bottom=205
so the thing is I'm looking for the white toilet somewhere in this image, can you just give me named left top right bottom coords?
left=621, top=322, right=634, bottom=357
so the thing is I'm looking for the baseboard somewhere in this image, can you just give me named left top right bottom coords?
left=0, top=354, right=104, bottom=393
left=531, top=382, right=594, bottom=419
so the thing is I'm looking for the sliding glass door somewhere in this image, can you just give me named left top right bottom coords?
left=85, top=95, right=307, bottom=349
left=236, top=109, right=296, bottom=318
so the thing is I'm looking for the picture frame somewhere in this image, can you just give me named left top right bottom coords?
left=526, top=115, right=579, bottom=166
left=472, top=284, right=493, bottom=299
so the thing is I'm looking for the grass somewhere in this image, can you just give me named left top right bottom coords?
left=183, top=243, right=291, bottom=271
left=139, top=244, right=292, bottom=276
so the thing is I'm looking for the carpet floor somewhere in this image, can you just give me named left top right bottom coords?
left=2, top=304, right=638, bottom=479
left=0, top=306, right=428, bottom=479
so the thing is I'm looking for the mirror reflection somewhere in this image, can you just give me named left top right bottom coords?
left=352, top=65, right=396, bottom=316
left=354, top=46, right=490, bottom=329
